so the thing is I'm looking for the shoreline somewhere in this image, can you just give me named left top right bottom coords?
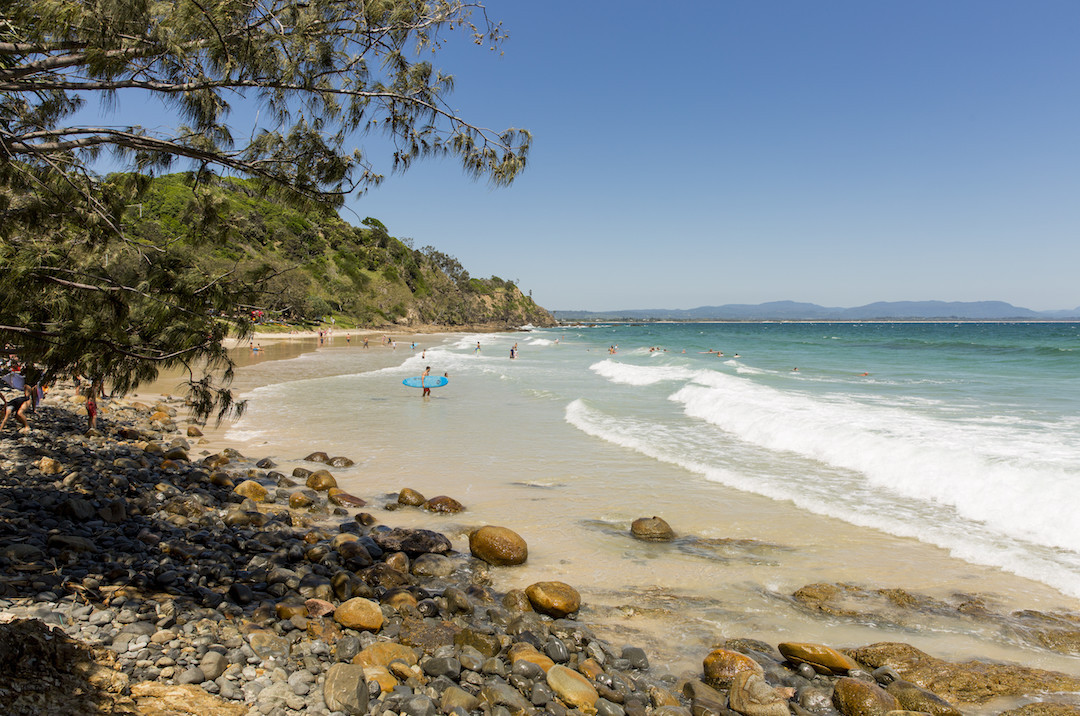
left=6, top=352, right=1080, bottom=712
left=3, top=367, right=1080, bottom=712
left=163, top=327, right=1080, bottom=675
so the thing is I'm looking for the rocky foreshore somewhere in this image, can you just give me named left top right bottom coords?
left=2, top=387, right=1080, bottom=716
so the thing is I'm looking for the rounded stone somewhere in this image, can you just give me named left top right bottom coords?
left=334, top=597, right=384, bottom=632
left=509, top=642, right=555, bottom=673
left=233, top=480, right=269, bottom=502
left=547, top=664, right=599, bottom=713
left=424, top=495, right=465, bottom=513
left=525, top=581, right=581, bottom=618
left=398, top=488, right=427, bottom=506
left=328, top=488, right=367, bottom=507
left=630, top=516, right=676, bottom=541
left=833, top=676, right=902, bottom=716
left=306, top=469, right=337, bottom=491
left=411, top=553, right=455, bottom=577
left=703, top=648, right=764, bottom=689
left=289, top=491, right=314, bottom=509
left=469, top=525, right=528, bottom=566
left=779, top=642, right=859, bottom=676
left=304, top=451, right=330, bottom=463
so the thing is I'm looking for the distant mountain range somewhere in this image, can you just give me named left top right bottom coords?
left=554, top=300, right=1080, bottom=322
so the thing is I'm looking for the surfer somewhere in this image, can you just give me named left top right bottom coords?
left=421, top=366, right=432, bottom=397
left=475, top=341, right=481, bottom=354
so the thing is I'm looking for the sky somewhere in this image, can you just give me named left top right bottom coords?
left=79, top=1, right=1080, bottom=312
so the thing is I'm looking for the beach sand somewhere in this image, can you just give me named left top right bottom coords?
left=134, top=330, right=1080, bottom=683
left=6, top=332, right=1080, bottom=712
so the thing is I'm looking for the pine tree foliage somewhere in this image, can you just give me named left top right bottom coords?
left=0, top=0, right=531, bottom=420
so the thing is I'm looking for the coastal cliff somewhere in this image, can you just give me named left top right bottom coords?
left=130, top=174, right=556, bottom=330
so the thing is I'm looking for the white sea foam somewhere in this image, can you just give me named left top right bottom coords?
left=669, top=372, right=1080, bottom=553
left=564, top=397, right=1080, bottom=598
left=590, top=360, right=700, bottom=386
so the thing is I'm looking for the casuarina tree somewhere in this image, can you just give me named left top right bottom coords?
left=0, top=0, right=529, bottom=418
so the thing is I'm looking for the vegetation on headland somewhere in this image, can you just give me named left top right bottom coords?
left=0, top=0, right=534, bottom=419
left=132, top=173, right=555, bottom=330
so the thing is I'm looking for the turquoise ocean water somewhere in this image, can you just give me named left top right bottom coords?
left=221, top=322, right=1080, bottom=671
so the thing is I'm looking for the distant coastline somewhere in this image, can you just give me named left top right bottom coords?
left=554, top=299, right=1080, bottom=323
left=557, top=318, right=1080, bottom=325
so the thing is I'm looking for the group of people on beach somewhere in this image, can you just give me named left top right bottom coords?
left=1, top=349, right=107, bottom=434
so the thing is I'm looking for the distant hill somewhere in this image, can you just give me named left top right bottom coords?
left=554, top=300, right=1080, bottom=322
left=132, top=174, right=556, bottom=329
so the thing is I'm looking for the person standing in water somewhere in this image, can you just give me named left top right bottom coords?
left=421, top=366, right=432, bottom=398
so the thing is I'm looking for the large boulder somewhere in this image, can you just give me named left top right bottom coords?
left=631, top=516, right=676, bottom=541
left=524, top=581, right=580, bottom=618
left=546, top=665, right=598, bottom=713
left=424, top=495, right=465, bottom=513
left=397, top=488, right=426, bottom=506
left=233, top=480, right=269, bottom=502
left=469, top=525, right=528, bottom=566
left=703, top=648, right=764, bottom=689
left=306, top=469, right=337, bottom=491
left=333, top=598, right=383, bottom=632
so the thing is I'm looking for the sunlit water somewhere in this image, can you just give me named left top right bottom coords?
left=160, top=324, right=1080, bottom=677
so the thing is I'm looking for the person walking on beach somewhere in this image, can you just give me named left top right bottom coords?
left=85, top=379, right=101, bottom=433
left=421, top=366, right=432, bottom=398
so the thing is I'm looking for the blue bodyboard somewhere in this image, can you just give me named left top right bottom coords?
left=403, top=375, right=449, bottom=388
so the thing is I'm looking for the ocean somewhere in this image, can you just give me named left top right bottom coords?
left=206, top=322, right=1080, bottom=678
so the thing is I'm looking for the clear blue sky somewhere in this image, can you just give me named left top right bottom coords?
left=348, top=1, right=1080, bottom=312
left=78, top=1, right=1080, bottom=312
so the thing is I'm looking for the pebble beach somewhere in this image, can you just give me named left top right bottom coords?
left=3, top=333, right=1080, bottom=716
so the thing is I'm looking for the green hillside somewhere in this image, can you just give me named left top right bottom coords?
left=129, top=173, right=556, bottom=330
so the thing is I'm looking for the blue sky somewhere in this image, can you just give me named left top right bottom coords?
left=348, top=1, right=1080, bottom=311
left=78, top=1, right=1080, bottom=311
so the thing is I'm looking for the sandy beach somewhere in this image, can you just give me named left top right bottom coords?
left=3, top=371, right=1080, bottom=715
left=158, top=326, right=1080, bottom=648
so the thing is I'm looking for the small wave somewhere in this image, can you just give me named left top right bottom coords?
left=590, top=360, right=700, bottom=386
